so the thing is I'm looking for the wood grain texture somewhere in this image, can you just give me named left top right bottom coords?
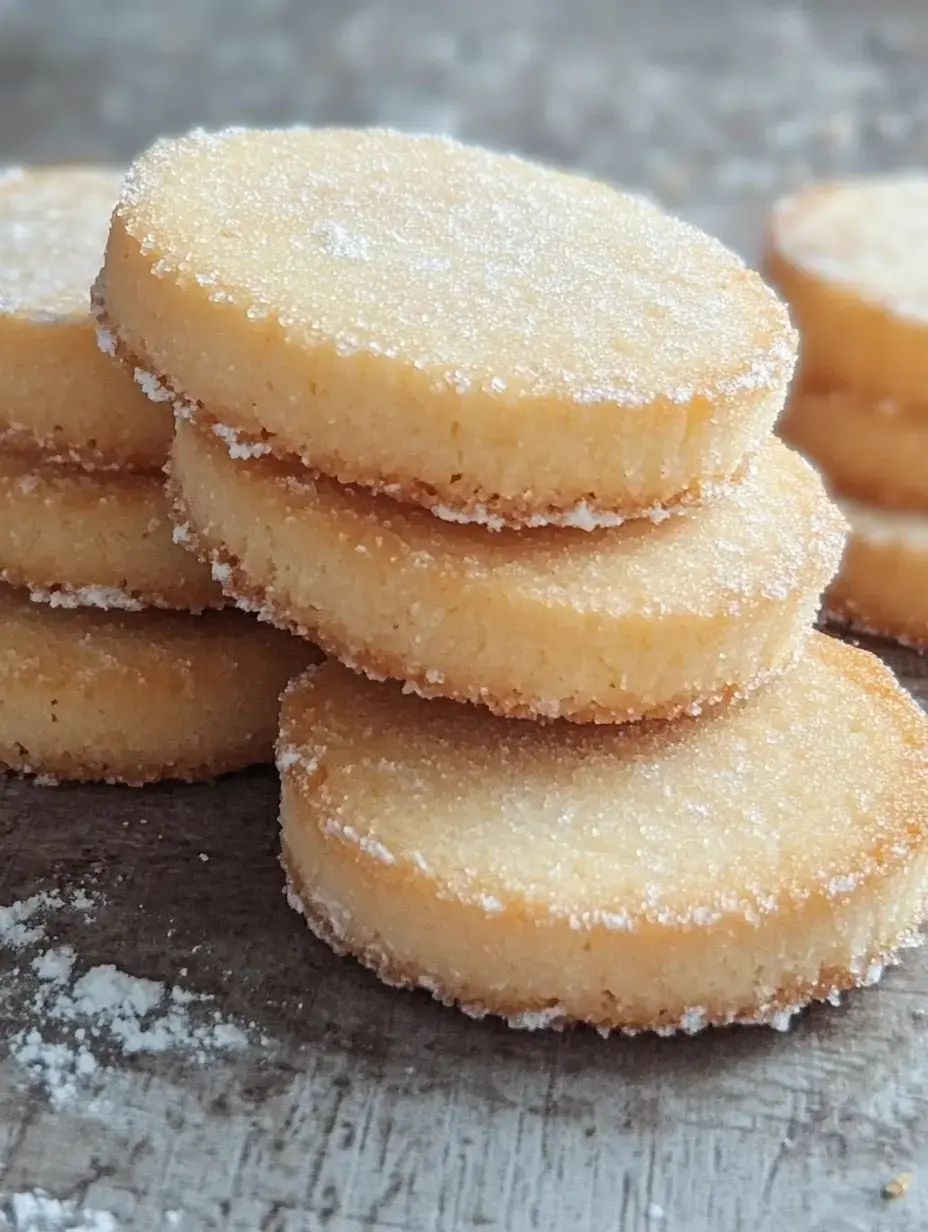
left=3, top=1, right=928, bottom=1228
left=3, top=643, right=928, bottom=1232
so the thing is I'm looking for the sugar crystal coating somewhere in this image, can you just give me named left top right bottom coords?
left=116, top=127, right=791, bottom=406
left=279, top=636, right=928, bottom=1032
left=170, top=417, right=845, bottom=722
left=0, top=166, right=124, bottom=320
left=0, top=587, right=317, bottom=784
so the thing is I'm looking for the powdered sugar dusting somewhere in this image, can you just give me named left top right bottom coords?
left=430, top=499, right=665, bottom=533
left=275, top=744, right=304, bottom=772
left=503, top=1004, right=568, bottom=1031
left=0, top=890, right=63, bottom=951
left=1, top=883, right=254, bottom=1111
left=428, top=479, right=735, bottom=531
left=28, top=585, right=145, bottom=612
left=2, top=1191, right=118, bottom=1231
left=210, top=421, right=273, bottom=459
left=322, top=818, right=396, bottom=865
left=95, top=324, right=116, bottom=357
left=132, top=366, right=175, bottom=404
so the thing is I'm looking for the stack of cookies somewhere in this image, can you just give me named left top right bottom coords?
left=97, top=127, right=928, bottom=1034
left=0, top=166, right=312, bottom=785
left=766, top=176, right=928, bottom=647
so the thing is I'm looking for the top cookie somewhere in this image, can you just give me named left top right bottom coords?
left=766, top=176, right=928, bottom=411
left=0, top=166, right=172, bottom=470
left=100, top=127, right=795, bottom=526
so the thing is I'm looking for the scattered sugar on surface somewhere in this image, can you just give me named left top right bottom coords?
left=171, top=520, right=193, bottom=546
left=0, top=168, right=123, bottom=319
left=0, top=882, right=252, bottom=1110
left=503, top=1005, right=568, bottom=1031
left=209, top=559, right=233, bottom=587
left=0, top=891, right=62, bottom=951
left=1, top=1191, right=118, bottom=1232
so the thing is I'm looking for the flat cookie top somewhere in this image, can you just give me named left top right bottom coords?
left=772, top=176, right=928, bottom=322
left=118, top=127, right=793, bottom=407
left=0, top=166, right=123, bottom=321
left=281, top=634, right=928, bottom=928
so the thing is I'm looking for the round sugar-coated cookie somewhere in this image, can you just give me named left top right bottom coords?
left=827, top=500, right=928, bottom=648
left=766, top=176, right=928, bottom=411
left=779, top=385, right=928, bottom=513
left=0, top=166, right=172, bottom=470
left=100, top=126, right=796, bottom=526
left=0, top=585, right=317, bottom=784
left=279, top=635, right=928, bottom=1034
left=170, top=414, right=846, bottom=724
left=0, top=455, right=223, bottom=612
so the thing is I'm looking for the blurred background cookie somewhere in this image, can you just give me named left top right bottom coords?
left=767, top=176, right=928, bottom=645
left=0, top=165, right=172, bottom=470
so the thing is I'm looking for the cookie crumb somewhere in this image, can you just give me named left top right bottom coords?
left=883, top=1172, right=913, bottom=1200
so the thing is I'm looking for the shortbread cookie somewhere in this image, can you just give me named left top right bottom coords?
left=279, top=635, right=928, bottom=1034
left=827, top=501, right=928, bottom=647
left=0, top=166, right=172, bottom=470
left=0, top=456, right=223, bottom=611
left=99, top=126, right=795, bottom=525
left=779, top=385, right=928, bottom=512
left=171, top=415, right=845, bottom=723
left=766, top=176, right=928, bottom=409
left=0, top=585, right=316, bottom=784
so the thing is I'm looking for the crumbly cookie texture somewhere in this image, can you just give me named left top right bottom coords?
left=0, top=456, right=224, bottom=612
left=278, top=638, right=928, bottom=1034
left=0, top=587, right=317, bottom=785
left=100, top=125, right=795, bottom=518
left=168, top=415, right=845, bottom=724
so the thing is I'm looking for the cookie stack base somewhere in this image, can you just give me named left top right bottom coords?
left=279, top=636, right=928, bottom=1034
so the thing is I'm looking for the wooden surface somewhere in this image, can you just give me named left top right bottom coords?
left=4, top=1, right=928, bottom=1229
left=5, top=636, right=928, bottom=1232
